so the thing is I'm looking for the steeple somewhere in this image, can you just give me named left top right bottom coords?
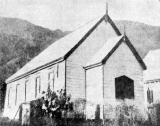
left=123, top=25, right=126, bottom=41
left=124, top=25, right=126, bottom=36
left=105, top=2, right=108, bottom=23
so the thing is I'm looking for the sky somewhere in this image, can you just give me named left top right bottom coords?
left=0, top=0, right=160, bottom=31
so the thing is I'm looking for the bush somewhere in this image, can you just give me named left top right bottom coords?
left=104, top=99, right=150, bottom=126
left=0, top=117, right=21, bottom=126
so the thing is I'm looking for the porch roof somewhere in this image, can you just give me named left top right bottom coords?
left=84, top=36, right=123, bottom=69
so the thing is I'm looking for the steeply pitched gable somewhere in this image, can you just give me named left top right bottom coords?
left=84, top=35, right=146, bottom=70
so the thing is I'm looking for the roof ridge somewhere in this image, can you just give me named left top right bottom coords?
left=71, top=14, right=104, bottom=33
left=44, top=15, right=105, bottom=47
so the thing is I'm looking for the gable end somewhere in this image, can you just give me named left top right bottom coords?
left=102, top=36, right=147, bottom=70
left=125, top=36, right=147, bottom=70
left=64, top=16, right=104, bottom=60
left=64, top=14, right=122, bottom=60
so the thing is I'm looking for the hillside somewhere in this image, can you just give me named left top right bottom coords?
left=114, top=20, right=160, bottom=58
left=0, top=18, right=69, bottom=76
left=0, top=18, right=69, bottom=110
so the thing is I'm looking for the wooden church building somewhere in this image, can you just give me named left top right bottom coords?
left=3, top=11, right=146, bottom=119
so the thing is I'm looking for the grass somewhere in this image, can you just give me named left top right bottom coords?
left=0, top=99, right=157, bottom=126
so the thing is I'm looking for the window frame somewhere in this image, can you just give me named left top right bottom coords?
left=48, top=71, right=54, bottom=91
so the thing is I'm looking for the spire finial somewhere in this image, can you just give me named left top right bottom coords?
left=105, top=2, right=108, bottom=23
left=123, top=25, right=126, bottom=41
left=124, top=25, right=126, bottom=36
left=106, top=2, right=108, bottom=16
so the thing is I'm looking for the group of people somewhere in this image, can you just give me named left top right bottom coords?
left=41, top=89, right=73, bottom=120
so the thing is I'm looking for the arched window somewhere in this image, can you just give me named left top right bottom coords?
left=25, top=81, right=28, bottom=102
left=35, top=77, right=40, bottom=98
left=115, top=75, right=134, bottom=100
left=15, top=84, right=20, bottom=105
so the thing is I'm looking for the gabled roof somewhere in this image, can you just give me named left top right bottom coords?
left=143, top=49, right=160, bottom=81
left=84, top=35, right=147, bottom=70
left=144, top=49, right=160, bottom=69
left=6, top=14, right=121, bottom=83
left=85, top=36, right=123, bottom=68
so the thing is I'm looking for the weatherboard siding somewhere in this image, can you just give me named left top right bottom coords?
left=103, top=41, right=144, bottom=118
left=66, top=21, right=118, bottom=100
left=3, top=61, right=65, bottom=119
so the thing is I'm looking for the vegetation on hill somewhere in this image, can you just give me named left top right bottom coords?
left=0, top=17, right=69, bottom=110
left=115, top=20, right=160, bottom=58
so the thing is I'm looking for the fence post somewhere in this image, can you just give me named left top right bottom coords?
left=13, top=103, right=22, bottom=120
